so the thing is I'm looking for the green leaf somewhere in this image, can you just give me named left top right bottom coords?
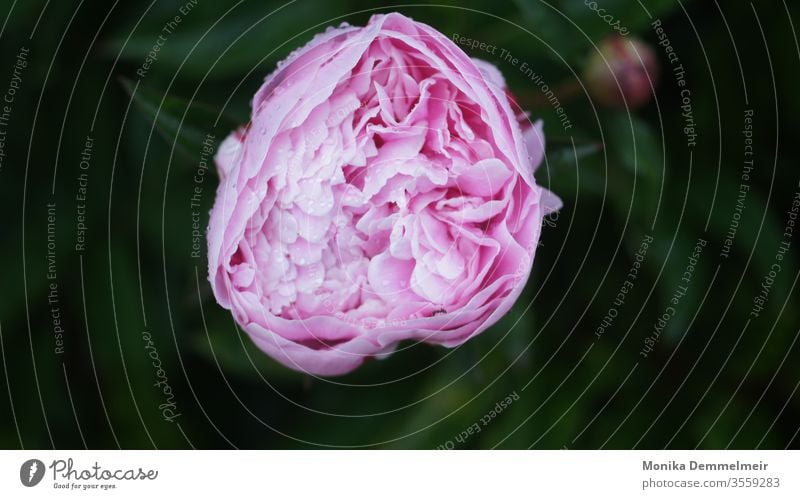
left=606, top=111, right=661, bottom=182
left=513, top=0, right=684, bottom=67
left=104, top=3, right=341, bottom=80
left=546, top=136, right=604, bottom=167
left=119, top=77, right=238, bottom=160
left=562, top=0, right=684, bottom=37
left=513, top=0, right=588, bottom=64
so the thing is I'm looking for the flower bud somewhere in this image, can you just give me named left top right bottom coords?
left=584, top=35, right=659, bottom=108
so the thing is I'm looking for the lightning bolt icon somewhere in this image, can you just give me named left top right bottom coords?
left=28, top=461, right=38, bottom=484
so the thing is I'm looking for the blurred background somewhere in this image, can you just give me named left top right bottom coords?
left=0, top=0, right=798, bottom=449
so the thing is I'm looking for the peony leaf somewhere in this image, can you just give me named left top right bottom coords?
left=545, top=136, right=604, bottom=167
left=540, top=136, right=604, bottom=198
left=119, top=77, right=236, bottom=160
left=606, top=112, right=661, bottom=182
left=104, top=3, right=340, bottom=80
left=514, top=0, right=682, bottom=63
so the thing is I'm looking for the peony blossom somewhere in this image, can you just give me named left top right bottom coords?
left=207, top=12, right=560, bottom=376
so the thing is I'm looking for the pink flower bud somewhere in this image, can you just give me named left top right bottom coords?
left=584, top=35, right=659, bottom=108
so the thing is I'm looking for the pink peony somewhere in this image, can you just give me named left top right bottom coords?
left=207, top=12, right=560, bottom=376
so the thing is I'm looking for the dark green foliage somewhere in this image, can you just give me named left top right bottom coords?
left=0, top=0, right=797, bottom=449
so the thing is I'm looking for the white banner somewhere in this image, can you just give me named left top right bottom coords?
left=1, top=451, right=798, bottom=498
